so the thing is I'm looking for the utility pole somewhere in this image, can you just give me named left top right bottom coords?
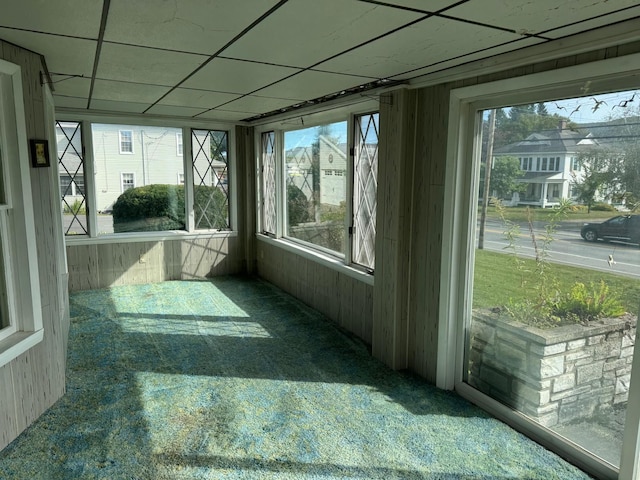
left=478, top=109, right=496, bottom=250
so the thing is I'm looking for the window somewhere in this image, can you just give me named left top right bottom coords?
left=0, top=60, right=43, bottom=366
left=176, top=132, right=183, bottom=156
left=541, top=157, right=548, bottom=170
left=192, top=129, right=230, bottom=230
left=57, top=121, right=88, bottom=235
left=56, top=121, right=234, bottom=237
left=119, top=130, right=133, bottom=154
left=260, top=131, right=277, bottom=236
left=571, top=157, right=581, bottom=171
left=258, top=111, right=379, bottom=272
left=121, top=173, right=135, bottom=192
left=444, top=63, right=640, bottom=479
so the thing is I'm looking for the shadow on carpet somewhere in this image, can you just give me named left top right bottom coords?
left=0, top=277, right=593, bottom=479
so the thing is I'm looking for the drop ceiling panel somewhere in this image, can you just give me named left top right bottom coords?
left=446, top=0, right=640, bottom=36
left=157, top=88, right=241, bottom=109
left=53, top=95, right=88, bottom=109
left=104, top=0, right=281, bottom=55
left=182, top=58, right=301, bottom=94
left=92, top=80, right=172, bottom=104
left=221, top=0, right=424, bottom=68
left=389, top=37, right=543, bottom=80
left=316, top=16, right=525, bottom=79
left=0, top=29, right=96, bottom=76
left=0, top=0, right=103, bottom=38
left=542, top=8, right=640, bottom=39
left=374, top=1, right=462, bottom=12
left=49, top=76, right=92, bottom=98
left=220, top=95, right=304, bottom=114
left=96, top=43, right=207, bottom=85
left=254, top=70, right=372, bottom=101
left=196, top=110, right=255, bottom=121
left=90, top=99, right=149, bottom=114
left=145, top=104, right=209, bottom=117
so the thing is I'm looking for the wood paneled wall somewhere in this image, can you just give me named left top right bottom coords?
left=256, top=239, right=374, bottom=345
left=0, top=41, right=69, bottom=450
left=66, top=236, right=243, bottom=291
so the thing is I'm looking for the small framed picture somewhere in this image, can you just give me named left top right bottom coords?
left=30, top=139, right=50, bottom=168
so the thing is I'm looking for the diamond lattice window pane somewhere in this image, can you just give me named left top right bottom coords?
left=192, top=129, right=230, bottom=230
left=262, top=132, right=277, bottom=235
left=352, top=113, right=379, bottom=270
left=56, top=121, right=88, bottom=235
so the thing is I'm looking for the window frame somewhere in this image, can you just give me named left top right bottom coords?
left=55, top=114, right=237, bottom=244
left=118, top=129, right=134, bottom=154
left=120, top=172, right=135, bottom=193
left=440, top=53, right=640, bottom=480
left=254, top=101, right=377, bottom=284
left=176, top=132, right=183, bottom=156
left=0, top=59, right=43, bottom=367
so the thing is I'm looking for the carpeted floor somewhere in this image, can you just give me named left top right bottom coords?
left=0, top=277, right=593, bottom=479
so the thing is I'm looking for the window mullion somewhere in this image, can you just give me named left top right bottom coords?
left=184, top=127, right=194, bottom=232
left=345, top=113, right=355, bottom=266
left=82, top=120, right=97, bottom=238
left=275, top=130, right=284, bottom=239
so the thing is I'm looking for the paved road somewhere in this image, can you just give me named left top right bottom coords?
left=479, top=219, right=640, bottom=279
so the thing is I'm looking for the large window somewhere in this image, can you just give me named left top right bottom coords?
left=0, top=60, right=43, bottom=366
left=443, top=60, right=640, bottom=480
left=258, top=111, right=379, bottom=272
left=56, top=121, right=232, bottom=237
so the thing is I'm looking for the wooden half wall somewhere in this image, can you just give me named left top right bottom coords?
left=0, top=42, right=69, bottom=450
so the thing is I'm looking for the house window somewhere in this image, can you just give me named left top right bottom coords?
left=536, top=157, right=541, bottom=170
left=119, top=130, right=133, bottom=154
left=258, top=111, right=379, bottom=272
left=0, top=61, right=43, bottom=366
left=571, top=157, right=581, bottom=171
left=57, top=122, right=235, bottom=237
left=444, top=69, right=640, bottom=478
left=176, top=132, right=183, bottom=156
left=541, top=157, right=548, bottom=170
left=192, top=129, right=230, bottom=230
left=121, top=173, right=135, bottom=192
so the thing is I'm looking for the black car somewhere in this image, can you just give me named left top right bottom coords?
left=580, top=214, right=640, bottom=246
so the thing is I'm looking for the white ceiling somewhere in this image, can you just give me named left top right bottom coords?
left=1, top=0, right=639, bottom=122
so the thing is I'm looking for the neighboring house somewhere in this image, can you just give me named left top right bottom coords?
left=493, top=120, right=600, bottom=208
left=57, top=124, right=226, bottom=212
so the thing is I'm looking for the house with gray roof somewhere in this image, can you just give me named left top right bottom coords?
left=493, top=120, right=599, bottom=208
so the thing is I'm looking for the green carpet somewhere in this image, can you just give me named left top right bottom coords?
left=0, top=277, right=592, bottom=479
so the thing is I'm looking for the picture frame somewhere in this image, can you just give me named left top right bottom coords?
left=30, top=139, right=50, bottom=168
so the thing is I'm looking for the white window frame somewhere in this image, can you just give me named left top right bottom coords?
left=54, top=115, right=237, bottom=244
left=177, top=172, right=184, bottom=185
left=118, top=129, right=133, bottom=154
left=120, top=172, right=135, bottom=193
left=253, top=100, right=378, bottom=285
left=0, top=60, right=43, bottom=367
left=176, top=132, right=183, bottom=156
left=440, top=53, right=640, bottom=480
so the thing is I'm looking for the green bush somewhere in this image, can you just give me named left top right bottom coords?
left=591, top=202, right=615, bottom=212
left=551, top=280, right=626, bottom=324
left=287, top=184, right=311, bottom=226
left=112, top=184, right=227, bottom=233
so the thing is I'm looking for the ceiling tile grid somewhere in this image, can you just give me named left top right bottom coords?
left=0, top=0, right=636, bottom=121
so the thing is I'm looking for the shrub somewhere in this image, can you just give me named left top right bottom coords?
left=591, top=202, right=615, bottom=212
left=287, top=184, right=311, bottom=226
left=112, top=184, right=227, bottom=233
left=551, top=280, right=626, bottom=324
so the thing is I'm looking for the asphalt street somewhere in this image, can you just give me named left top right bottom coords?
left=479, top=219, right=640, bottom=279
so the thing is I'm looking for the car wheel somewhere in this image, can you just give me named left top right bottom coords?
left=583, top=229, right=598, bottom=242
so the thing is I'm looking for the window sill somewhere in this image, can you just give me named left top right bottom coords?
left=65, top=230, right=237, bottom=246
left=256, top=234, right=374, bottom=286
left=0, top=329, right=44, bottom=369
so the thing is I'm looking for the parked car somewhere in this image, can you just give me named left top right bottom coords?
left=580, top=214, right=640, bottom=246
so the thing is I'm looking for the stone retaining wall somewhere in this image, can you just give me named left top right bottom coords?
left=469, top=311, right=636, bottom=427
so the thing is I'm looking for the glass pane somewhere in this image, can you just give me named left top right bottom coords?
left=56, top=121, right=88, bottom=235
left=468, top=95, right=640, bottom=468
left=353, top=113, right=379, bottom=270
left=284, top=121, right=348, bottom=255
left=261, top=131, right=277, bottom=235
left=191, top=129, right=230, bottom=230
left=92, top=124, right=185, bottom=234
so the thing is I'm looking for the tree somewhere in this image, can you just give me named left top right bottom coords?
left=571, top=148, right=618, bottom=213
left=493, top=103, right=572, bottom=148
left=480, top=156, right=525, bottom=200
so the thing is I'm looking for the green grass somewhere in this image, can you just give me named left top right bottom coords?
left=482, top=206, right=618, bottom=223
left=473, top=249, right=640, bottom=315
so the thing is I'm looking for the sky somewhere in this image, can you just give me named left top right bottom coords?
left=533, top=89, right=640, bottom=124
